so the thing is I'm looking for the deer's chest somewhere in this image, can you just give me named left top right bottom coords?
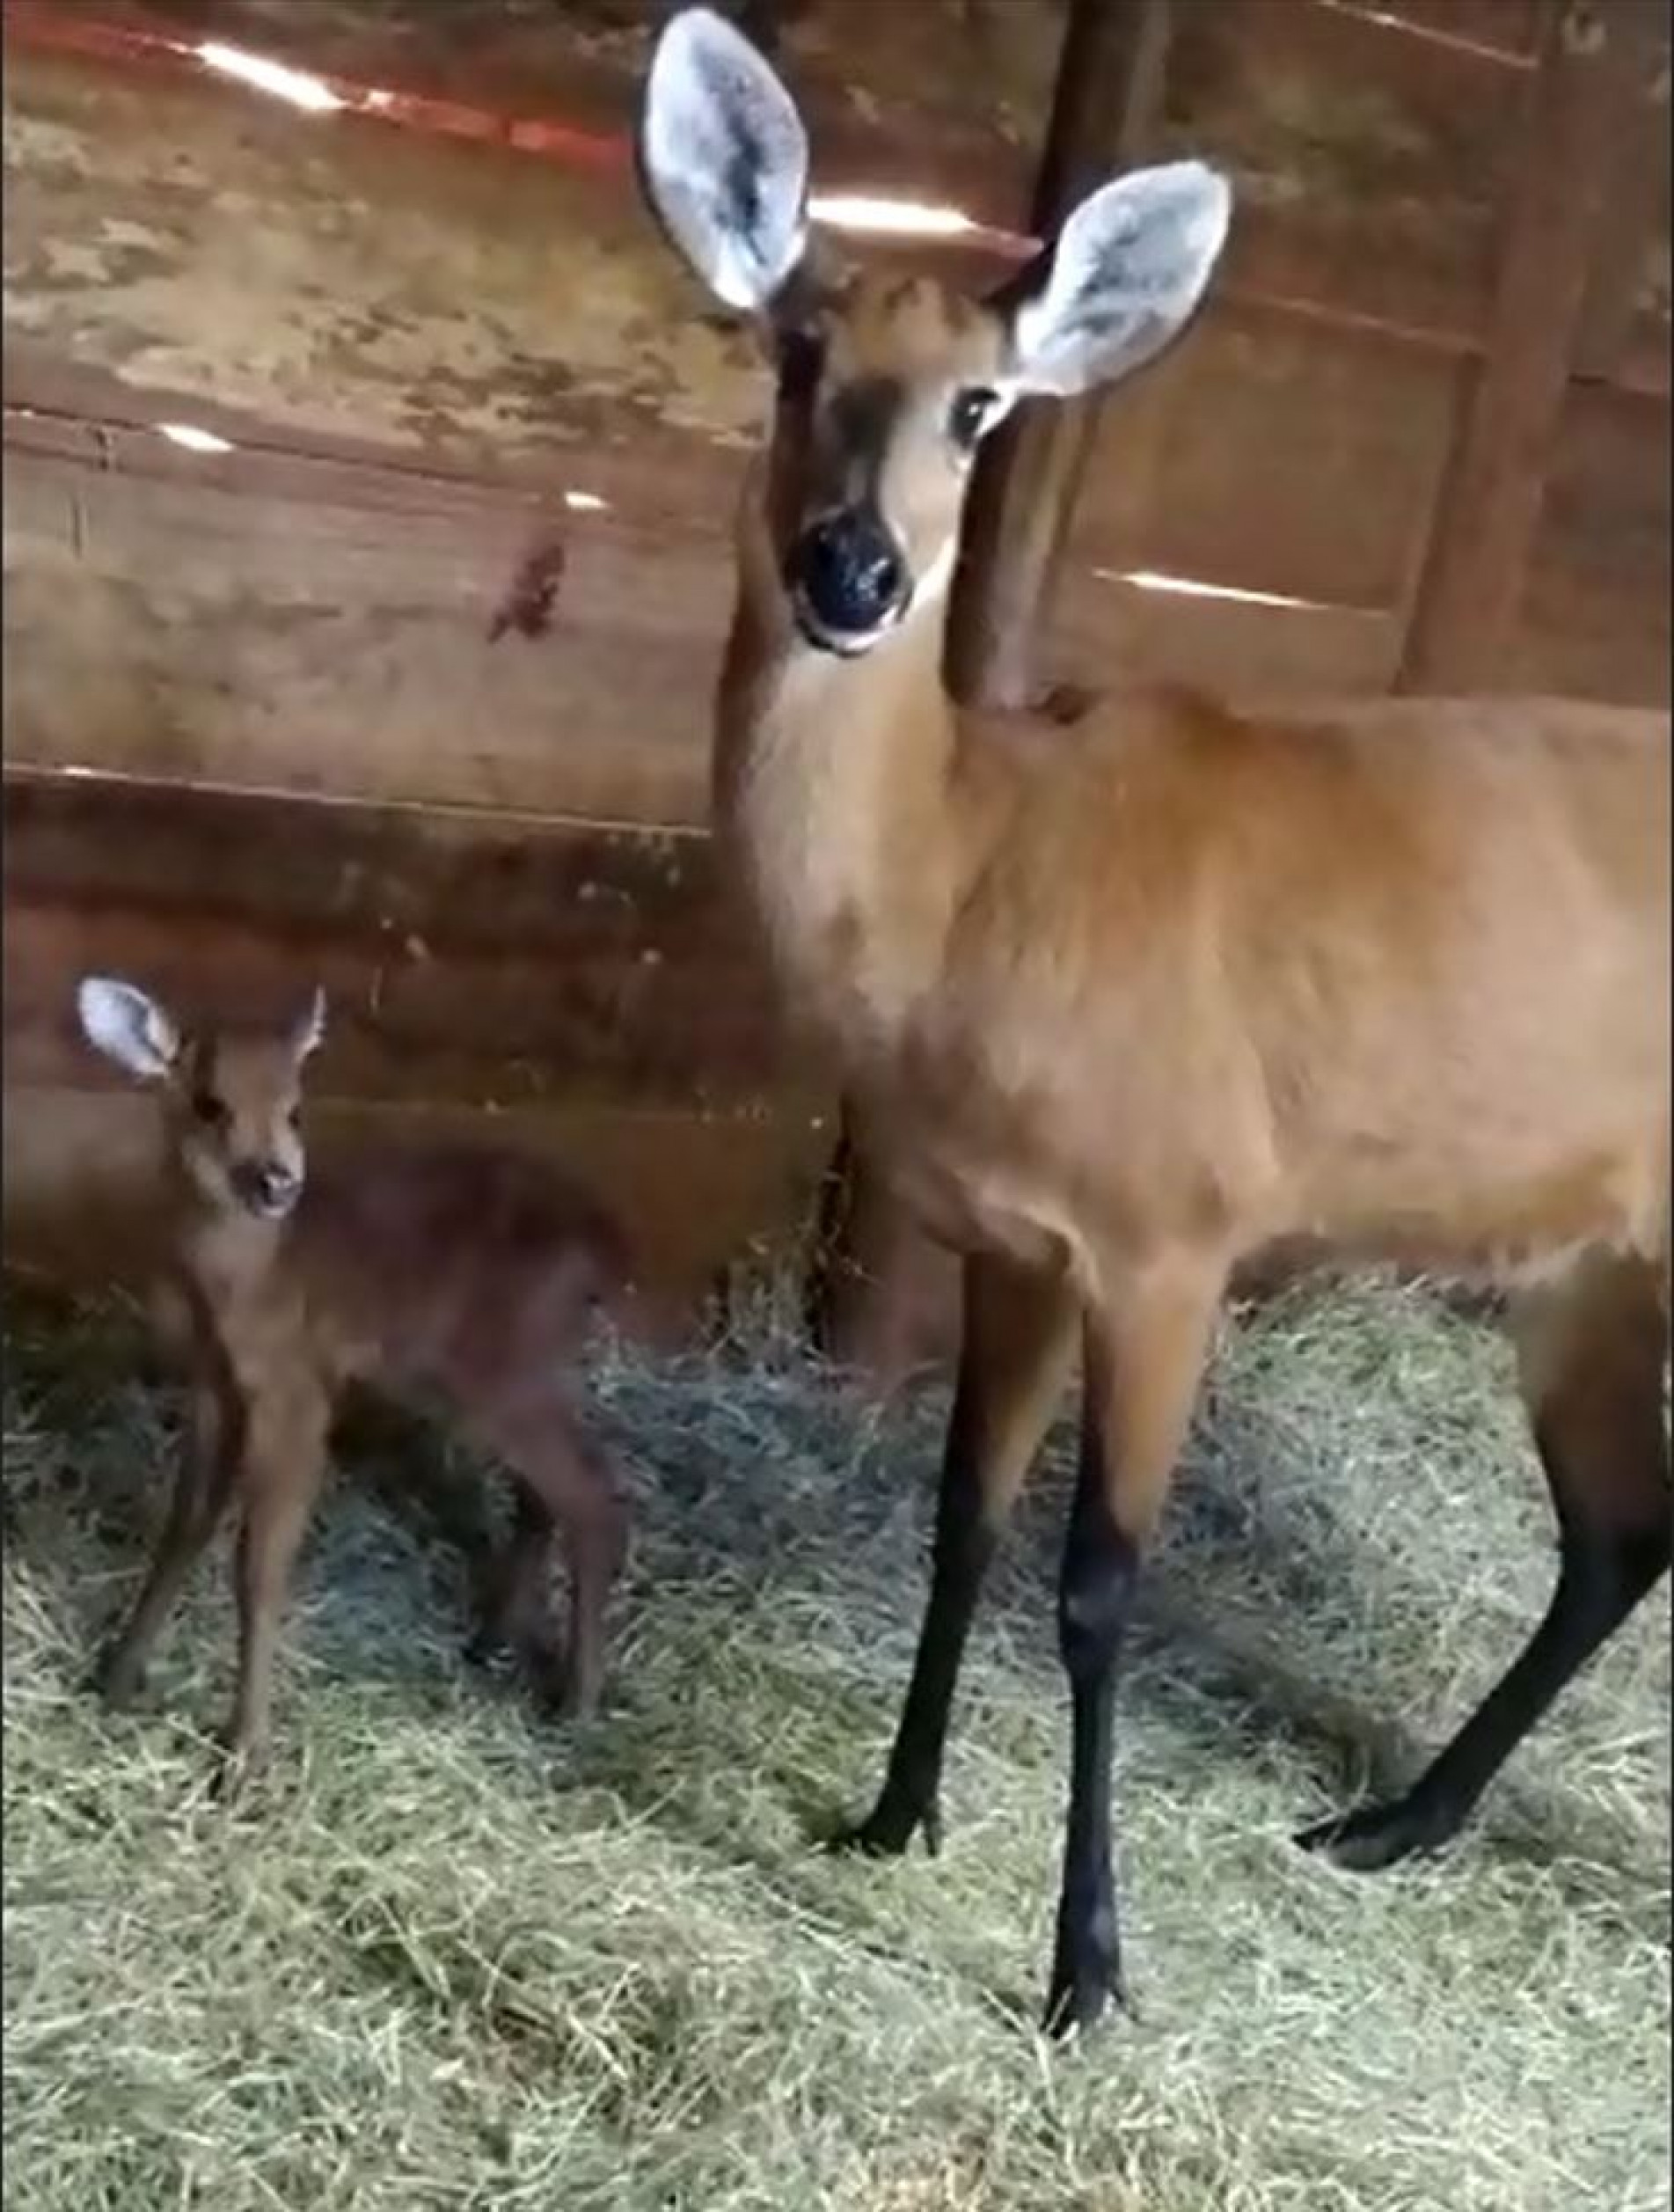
left=852, top=1022, right=1097, bottom=1285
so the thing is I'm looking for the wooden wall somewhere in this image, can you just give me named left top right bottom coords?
left=4, top=0, right=1668, bottom=1323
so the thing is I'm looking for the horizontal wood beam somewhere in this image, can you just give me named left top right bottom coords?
left=3, top=769, right=833, bottom=1318
left=3, top=770, right=800, bottom=1117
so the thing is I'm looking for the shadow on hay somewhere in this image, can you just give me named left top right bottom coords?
left=4, top=1281, right=1655, bottom=1903
left=586, top=1378, right=1651, bottom=1917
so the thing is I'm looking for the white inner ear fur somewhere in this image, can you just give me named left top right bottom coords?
left=640, top=7, right=810, bottom=313
left=292, top=987, right=327, bottom=1065
left=1010, top=160, right=1232, bottom=399
left=77, top=976, right=180, bottom=1081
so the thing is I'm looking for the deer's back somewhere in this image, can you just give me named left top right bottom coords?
left=909, top=689, right=1670, bottom=1281
left=290, top=1145, right=629, bottom=1394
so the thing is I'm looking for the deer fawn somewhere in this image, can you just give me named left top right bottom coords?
left=639, top=10, right=1670, bottom=2034
left=76, top=974, right=632, bottom=1790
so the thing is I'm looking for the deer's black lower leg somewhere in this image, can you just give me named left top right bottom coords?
left=1043, top=1447, right=1140, bottom=2036
left=1298, top=1513, right=1669, bottom=1871
left=833, top=1380, right=999, bottom=1858
left=833, top=1253, right=1074, bottom=1861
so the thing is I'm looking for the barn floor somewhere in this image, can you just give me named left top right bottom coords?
left=4, top=1278, right=1668, bottom=2212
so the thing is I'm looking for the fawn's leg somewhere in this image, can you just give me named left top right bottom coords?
left=464, top=1485, right=559, bottom=1674
left=99, top=1372, right=239, bottom=1708
left=836, top=1250, right=1078, bottom=1858
left=217, top=1384, right=330, bottom=1791
left=472, top=1393, right=627, bottom=1721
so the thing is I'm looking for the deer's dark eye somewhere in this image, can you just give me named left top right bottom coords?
left=948, top=385, right=999, bottom=451
left=287, top=1108, right=303, bottom=1134
left=191, top=1092, right=230, bottom=1132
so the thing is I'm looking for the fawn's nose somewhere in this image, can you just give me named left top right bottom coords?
left=233, top=1159, right=301, bottom=1216
left=790, top=513, right=907, bottom=637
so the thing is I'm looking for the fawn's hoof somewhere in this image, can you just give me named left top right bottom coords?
left=530, top=1649, right=599, bottom=1725
left=461, top=1628, right=519, bottom=1679
left=92, top=1644, right=148, bottom=1711
left=208, top=1735, right=267, bottom=1808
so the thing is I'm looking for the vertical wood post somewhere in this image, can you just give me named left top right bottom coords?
left=946, top=0, right=1174, bottom=709
left=808, top=0, right=1175, bottom=1387
left=1397, top=0, right=1651, bottom=692
left=1575, top=4, right=1670, bottom=382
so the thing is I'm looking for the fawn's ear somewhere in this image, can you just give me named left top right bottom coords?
left=638, top=6, right=810, bottom=314
left=77, top=976, right=182, bottom=1081
left=290, top=986, right=326, bottom=1065
left=998, top=161, right=1231, bottom=399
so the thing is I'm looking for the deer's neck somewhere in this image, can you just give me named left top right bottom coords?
left=172, top=1180, right=285, bottom=1304
left=715, top=467, right=964, bottom=1053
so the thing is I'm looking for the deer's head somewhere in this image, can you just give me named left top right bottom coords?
left=77, top=977, right=325, bottom=1223
left=638, top=7, right=1232, bottom=659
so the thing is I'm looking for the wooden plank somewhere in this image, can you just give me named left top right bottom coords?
left=2, top=344, right=749, bottom=528
left=1398, top=0, right=1649, bottom=692
left=1062, top=300, right=1462, bottom=616
left=3, top=441, right=730, bottom=824
left=5, top=896, right=789, bottom=1115
left=99, top=0, right=1051, bottom=230
left=1, top=40, right=770, bottom=469
left=127, top=0, right=1542, bottom=354
left=3, top=764, right=833, bottom=1309
left=2, top=773, right=803, bottom=1115
left=8, top=0, right=1656, bottom=525
left=1164, top=0, right=1531, bottom=347
left=1051, top=575, right=1403, bottom=695
left=1510, top=381, right=1671, bottom=704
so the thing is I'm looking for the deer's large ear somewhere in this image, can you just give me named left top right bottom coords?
left=77, top=976, right=182, bottom=1081
left=638, top=6, right=810, bottom=313
left=290, top=986, right=327, bottom=1065
left=999, top=161, right=1231, bottom=399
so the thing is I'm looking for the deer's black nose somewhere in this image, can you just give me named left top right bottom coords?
left=791, top=514, right=906, bottom=636
left=233, top=1159, right=300, bottom=1216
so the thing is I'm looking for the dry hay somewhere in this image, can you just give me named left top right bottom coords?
left=4, top=1273, right=1668, bottom=2211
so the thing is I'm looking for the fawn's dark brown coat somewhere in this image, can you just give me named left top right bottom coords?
left=77, top=975, right=632, bottom=1786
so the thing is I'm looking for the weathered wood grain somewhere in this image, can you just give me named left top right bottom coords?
left=3, top=771, right=800, bottom=1113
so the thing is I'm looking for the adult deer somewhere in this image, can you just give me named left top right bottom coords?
left=638, top=7, right=1670, bottom=2034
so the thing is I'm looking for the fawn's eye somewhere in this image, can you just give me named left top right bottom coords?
left=948, top=385, right=999, bottom=451
left=191, top=1092, right=229, bottom=1132
left=287, top=1108, right=302, bottom=1134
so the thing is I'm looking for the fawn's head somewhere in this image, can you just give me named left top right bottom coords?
left=77, top=977, right=325, bottom=1223
left=639, top=7, right=1231, bottom=659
